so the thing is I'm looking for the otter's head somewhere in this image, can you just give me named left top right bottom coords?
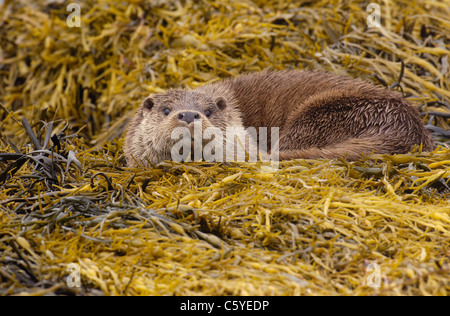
left=143, top=89, right=229, bottom=132
left=125, top=89, right=241, bottom=166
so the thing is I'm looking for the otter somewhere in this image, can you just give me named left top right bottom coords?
left=124, top=69, right=435, bottom=167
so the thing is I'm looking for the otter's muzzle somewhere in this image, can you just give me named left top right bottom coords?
left=178, top=111, right=201, bottom=124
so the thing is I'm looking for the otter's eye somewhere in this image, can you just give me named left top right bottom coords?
left=205, top=110, right=212, bottom=118
left=164, top=108, right=171, bottom=116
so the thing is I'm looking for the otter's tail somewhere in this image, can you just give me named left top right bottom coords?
left=278, top=136, right=432, bottom=161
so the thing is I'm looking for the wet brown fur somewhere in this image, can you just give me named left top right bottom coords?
left=124, top=69, right=435, bottom=166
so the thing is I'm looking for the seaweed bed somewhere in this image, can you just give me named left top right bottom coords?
left=0, top=0, right=449, bottom=296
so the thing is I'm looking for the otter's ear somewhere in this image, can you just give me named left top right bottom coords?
left=142, top=97, right=155, bottom=110
left=216, top=97, right=227, bottom=110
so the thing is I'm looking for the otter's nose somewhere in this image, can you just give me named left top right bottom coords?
left=178, top=111, right=200, bottom=124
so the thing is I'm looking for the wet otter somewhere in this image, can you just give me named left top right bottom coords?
left=124, top=69, right=435, bottom=167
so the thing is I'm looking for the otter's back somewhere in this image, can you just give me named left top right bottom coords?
left=214, top=70, right=405, bottom=130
